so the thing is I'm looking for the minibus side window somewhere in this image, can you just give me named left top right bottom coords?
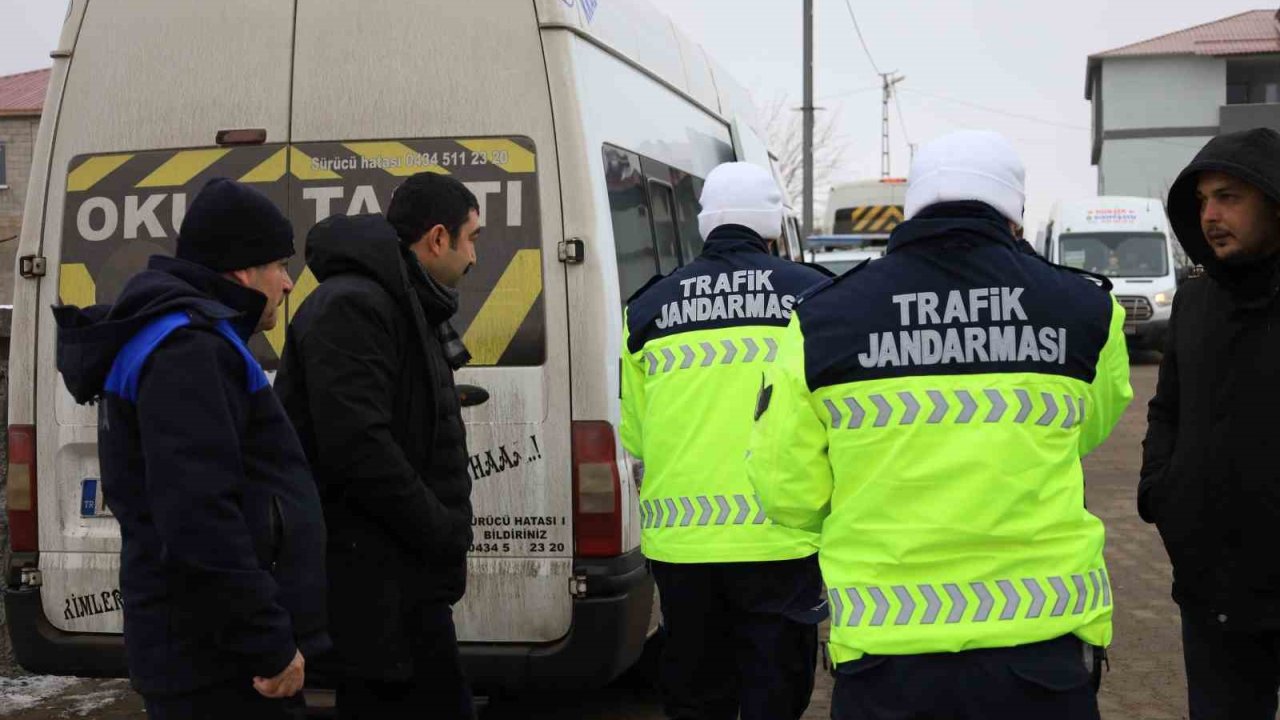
left=647, top=180, right=680, bottom=274
left=604, top=145, right=659, bottom=304
left=672, top=172, right=704, bottom=262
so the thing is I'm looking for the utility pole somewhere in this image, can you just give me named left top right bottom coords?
left=879, top=71, right=905, bottom=178
left=802, top=0, right=814, bottom=238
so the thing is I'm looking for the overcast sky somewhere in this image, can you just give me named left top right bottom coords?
left=0, top=0, right=1260, bottom=230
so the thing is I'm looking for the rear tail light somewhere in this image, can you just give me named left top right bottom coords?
left=6, top=426, right=38, bottom=552
left=571, top=421, right=622, bottom=558
left=215, top=128, right=268, bottom=146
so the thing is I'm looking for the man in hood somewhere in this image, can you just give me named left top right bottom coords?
left=53, top=178, right=329, bottom=719
left=1141, top=127, right=1280, bottom=719
left=275, top=172, right=477, bottom=719
left=748, top=131, right=1132, bottom=719
left=620, top=162, right=829, bottom=720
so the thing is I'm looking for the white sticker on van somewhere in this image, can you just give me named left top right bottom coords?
left=1086, top=208, right=1138, bottom=225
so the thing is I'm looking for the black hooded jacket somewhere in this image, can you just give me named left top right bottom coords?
left=54, top=256, right=329, bottom=695
left=275, top=214, right=473, bottom=680
left=1141, top=128, right=1280, bottom=628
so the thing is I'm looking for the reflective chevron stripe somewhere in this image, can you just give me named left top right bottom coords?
left=641, top=337, right=780, bottom=375
left=640, top=493, right=774, bottom=529
left=830, top=570, right=1112, bottom=627
left=824, top=389, right=1087, bottom=430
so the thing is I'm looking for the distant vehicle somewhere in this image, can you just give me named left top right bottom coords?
left=808, top=247, right=872, bottom=276
left=1041, top=197, right=1194, bottom=351
left=810, top=177, right=908, bottom=263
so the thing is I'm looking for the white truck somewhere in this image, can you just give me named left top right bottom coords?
left=1041, top=197, right=1193, bottom=352
left=809, top=178, right=909, bottom=268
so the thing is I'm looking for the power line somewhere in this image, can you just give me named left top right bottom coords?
left=899, top=87, right=1207, bottom=157
left=898, top=87, right=1090, bottom=131
left=840, top=1, right=913, bottom=174
left=816, top=84, right=881, bottom=101
left=892, top=90, right=912, bottom=154
left=842, top=0, right=883, bottom=76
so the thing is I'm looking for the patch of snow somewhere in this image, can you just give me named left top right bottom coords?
left=0, top=675, right=81, bottom=712
left=63, top=682, right=131, bottom=717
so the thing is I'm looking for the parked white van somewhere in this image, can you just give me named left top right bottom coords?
left=5, top=0, right=782, bottom=691
left=1042, top=197, right=1192, bottom=352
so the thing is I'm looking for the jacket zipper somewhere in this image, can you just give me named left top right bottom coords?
left=270, top=496, right=286, bottom=572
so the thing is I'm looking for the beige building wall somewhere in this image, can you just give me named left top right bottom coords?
left=0, top=116, right=40, bottom=306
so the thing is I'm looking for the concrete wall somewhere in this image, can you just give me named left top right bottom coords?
left=0, top=116, right=40, bottom=307
left=1099, top=136, right=1213, bottom=199
left=1101, top=55, right=1226, bottom=131
left=1221, top=102, right=1280, bottom=135
left=1095, top=55, right=1225, bottom=196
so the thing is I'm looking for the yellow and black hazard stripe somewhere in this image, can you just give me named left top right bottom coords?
left=836, top=205, right=904, bottom=234
left=60, top=137, right=544, bottom=369
left=64, top=138, right=539, bottom=193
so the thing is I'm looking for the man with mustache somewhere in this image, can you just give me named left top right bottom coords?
left=277, top=172, right=479, bottom=719
left=1141, top=127, right=1280, bottom=719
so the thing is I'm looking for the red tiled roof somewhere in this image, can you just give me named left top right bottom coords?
left=1091, top=10, right=1280, bottom=59
left=0, top=68, right=51, bottom=116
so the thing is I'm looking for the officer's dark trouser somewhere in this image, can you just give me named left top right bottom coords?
left=831, top=634, right=1099, bottom=720
left=143, top=680, right=306, bottom=720
left=1182, top=608, right=1280, bottom=719
left=650, top=556, right=822, bottom=720
left=336, top=603, right=474, bottom=720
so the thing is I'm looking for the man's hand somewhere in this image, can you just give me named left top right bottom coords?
left=253, top=650, right=305, bottom=698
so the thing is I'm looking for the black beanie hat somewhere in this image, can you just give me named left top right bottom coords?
left=175, top=178, right=295, bottom=272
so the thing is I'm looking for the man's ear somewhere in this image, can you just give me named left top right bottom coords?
left=224, top=268, right=252, bottom=287
left=423, top=224, right=449, bottom=257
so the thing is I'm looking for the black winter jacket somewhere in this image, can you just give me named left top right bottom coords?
left=54, top=256, right=330, bottom=695
left=276, top=214, right=473, bottom=680
left=1140, top=128, right=1280, bottom=628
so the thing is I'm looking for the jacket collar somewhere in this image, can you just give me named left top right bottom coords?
left=400, top=245, right=460, bottom=325
left=702, top=225, right=771, bottom=256
left=147, top=255, right=266, bottom=339
left=1214, top=251, right=1280, bottom=309
left=888, top=202, right=1019, bottom=255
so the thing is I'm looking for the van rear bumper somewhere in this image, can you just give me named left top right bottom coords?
left=4, top=582, right=128, bottom=678
left=5, top=550, right=654, bottom=692
left=461, top=549, right=654, bottom=693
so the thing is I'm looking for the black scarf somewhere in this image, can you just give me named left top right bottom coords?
left=401, top=248, right=472, bottom=370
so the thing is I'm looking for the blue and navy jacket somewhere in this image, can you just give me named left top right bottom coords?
left=54, top=256, right=329, bottom=695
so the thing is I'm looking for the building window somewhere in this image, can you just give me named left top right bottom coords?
left=0, top=143, right=7, bottom=188
left=1226, top=59, right=1280, bottom=105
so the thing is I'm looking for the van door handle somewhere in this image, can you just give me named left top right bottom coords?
left=458, top=384, right=490, bottom=408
